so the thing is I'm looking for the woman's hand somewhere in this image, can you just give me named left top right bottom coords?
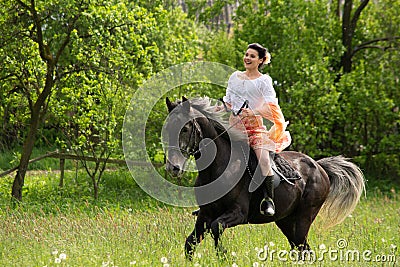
left=240, top=108, right=255, bottom=117
left=214, top=105, right=224, bottom=112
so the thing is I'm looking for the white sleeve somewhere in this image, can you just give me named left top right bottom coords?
left=260, top=75, right=277, bottom=104
left=222, top=73, right=236, bottom=104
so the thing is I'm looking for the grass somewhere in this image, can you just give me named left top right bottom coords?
left=0, top=168, right=399, bottom=266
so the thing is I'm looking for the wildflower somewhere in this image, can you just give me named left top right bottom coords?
left=319, top=244, right=326, bottom=250
left=231, top=251, right=237, bottom=257
left=54, top=258, right=61, bottom=264
left=59, top=253, right=67, bottom=260
left=52, top=249, right=58, bottom=255
left=253, top=262, right=260, bottom=267
left=194, top=252, right=202, bottom=258
left=130, top=261, right=137, bottom=265
left=160, top=257, right=168, bottom=264
left=269, top=242, right=275, bottom=247
left=232, top=263, right=238, bottom=267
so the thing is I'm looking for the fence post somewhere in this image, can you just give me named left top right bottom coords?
left=59, top=156, right=65, bottom=187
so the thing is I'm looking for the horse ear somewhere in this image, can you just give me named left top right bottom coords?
left=182, top=96, right=188, bottom=102
left=182, top=99, right=191, bottom=113
left=166, top=97, right=174, bottom=112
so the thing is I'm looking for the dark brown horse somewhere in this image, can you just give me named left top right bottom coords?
left=164, top=97, right=365, bottom=259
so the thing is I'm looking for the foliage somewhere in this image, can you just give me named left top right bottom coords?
left=0, top=0, right=202, bottom=199
left=203, top=0, right=400, bottom=178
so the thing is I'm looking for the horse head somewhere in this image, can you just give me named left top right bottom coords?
left=164, top=97, right=202, bottom=177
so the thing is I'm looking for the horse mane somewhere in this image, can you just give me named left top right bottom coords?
left=189, top=97, right=247, bottom=142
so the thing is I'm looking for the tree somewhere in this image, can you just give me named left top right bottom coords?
left=337, top=0, right=400, bottom=74
left=0, top=0, right=202, bottom=200
left=0, top=0, right=87, bottom=201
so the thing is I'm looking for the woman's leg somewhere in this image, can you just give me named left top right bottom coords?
left=254, top=148, right=275, bottom=216
left=254, top=148, right=273, bottom=176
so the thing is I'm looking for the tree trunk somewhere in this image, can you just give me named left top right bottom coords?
left=11, top=66, right=55, bottom=201
left=340, top=0, right=370, bottom=74
left=11, top=111, right=41, bottom=200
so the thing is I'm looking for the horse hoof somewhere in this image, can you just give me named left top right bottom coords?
left=191, top=209, right=200, bottom=216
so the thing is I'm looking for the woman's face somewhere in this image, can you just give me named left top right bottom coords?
left=243, top=48, right=263, bottom=70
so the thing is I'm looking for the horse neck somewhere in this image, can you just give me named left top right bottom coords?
left=195, top=117, right=230, bottom=181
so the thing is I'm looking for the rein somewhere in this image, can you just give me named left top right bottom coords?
left=188, top=99, right=249, bottom=156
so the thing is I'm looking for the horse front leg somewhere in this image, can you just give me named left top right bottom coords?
left=210, top=205, right=248, bottom=258
left=185, top=217, right=207, bottom=260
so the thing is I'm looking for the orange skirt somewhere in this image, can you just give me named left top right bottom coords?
left=229, top=114, right=291, bottom=153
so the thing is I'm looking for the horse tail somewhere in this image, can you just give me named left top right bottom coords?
left=317, top=156, right=366, bottom=228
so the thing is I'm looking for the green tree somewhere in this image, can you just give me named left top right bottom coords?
left=0, top=0, right=201, bottom=200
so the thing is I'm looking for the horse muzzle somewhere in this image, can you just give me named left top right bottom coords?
left=165, top=160, right=184, bottom=177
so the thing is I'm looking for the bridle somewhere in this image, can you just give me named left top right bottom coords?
left=167, top=100, right=249, bottom=158
left=167, top=118, right=203, bottom=158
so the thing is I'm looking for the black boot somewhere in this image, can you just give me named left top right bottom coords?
left=260, top=175, right=275, bottom=216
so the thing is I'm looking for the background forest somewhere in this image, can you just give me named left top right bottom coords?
left=0, top=0, right=399, bottom=200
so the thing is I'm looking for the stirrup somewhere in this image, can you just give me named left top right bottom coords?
left=260, top=197, right=275, bottom=216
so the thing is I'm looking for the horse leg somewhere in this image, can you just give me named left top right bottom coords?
left=275, top=216, right=297, bottom=250
left=276, top=204, right=323, bottom=258
left=210, top=204, right=248, bottom=257
left=185, top=217, right=207, bottom=260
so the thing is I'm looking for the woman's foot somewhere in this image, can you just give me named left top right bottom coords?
left=260, top=197, right=275, bottom=216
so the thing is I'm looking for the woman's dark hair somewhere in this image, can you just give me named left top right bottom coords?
left=247, top=43, right=269, bottom=69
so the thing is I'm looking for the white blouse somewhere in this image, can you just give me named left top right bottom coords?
left=223, top=71, right=278, bottom=114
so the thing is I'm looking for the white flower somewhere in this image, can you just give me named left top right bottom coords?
left=160, top=257, right=168, bottom=264
left=163, top=264, right=170, bottom=267
left=232, top=263, right=238, bottom=267
left=319, top=244, right=326, bottom=250
left=269, top=241, right=275, bottom=247
left=231, top=251, right=237, bottom=257
left=52, top=250, right=58, bottom=255
left=130, top=261, right=137, bottom=265
left=59, top=253, right=67, bottom=260
left=54, top=258, right=61, bottom=264
left=253, top=262, right=260, bottom=267
left=264, top=52, right=271, bottom=65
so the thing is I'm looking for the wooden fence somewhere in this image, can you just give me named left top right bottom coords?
left=0, top=150, right=163, bottom=186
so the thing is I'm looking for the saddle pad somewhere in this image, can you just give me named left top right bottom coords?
left=273, top=154, right=302, bottom=180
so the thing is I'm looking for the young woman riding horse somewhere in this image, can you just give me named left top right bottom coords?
left=165, top=97, right=365, bottom=260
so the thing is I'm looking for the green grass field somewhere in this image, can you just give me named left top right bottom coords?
left=0, top=169, right=398, bottom=266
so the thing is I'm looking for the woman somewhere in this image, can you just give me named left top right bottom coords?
left=222, top=43, right=291, bottom=216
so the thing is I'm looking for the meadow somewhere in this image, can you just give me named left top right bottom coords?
left=0, top=166, right=399, bottom=267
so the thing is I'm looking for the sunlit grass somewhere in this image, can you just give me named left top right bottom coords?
left=0, top=170, right=399, bottom=266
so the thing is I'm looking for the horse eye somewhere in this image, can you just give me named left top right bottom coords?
left=181, top=126, right=189, bottom=133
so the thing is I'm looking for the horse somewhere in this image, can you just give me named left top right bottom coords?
left=164, top=96, right=365, bottom=259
